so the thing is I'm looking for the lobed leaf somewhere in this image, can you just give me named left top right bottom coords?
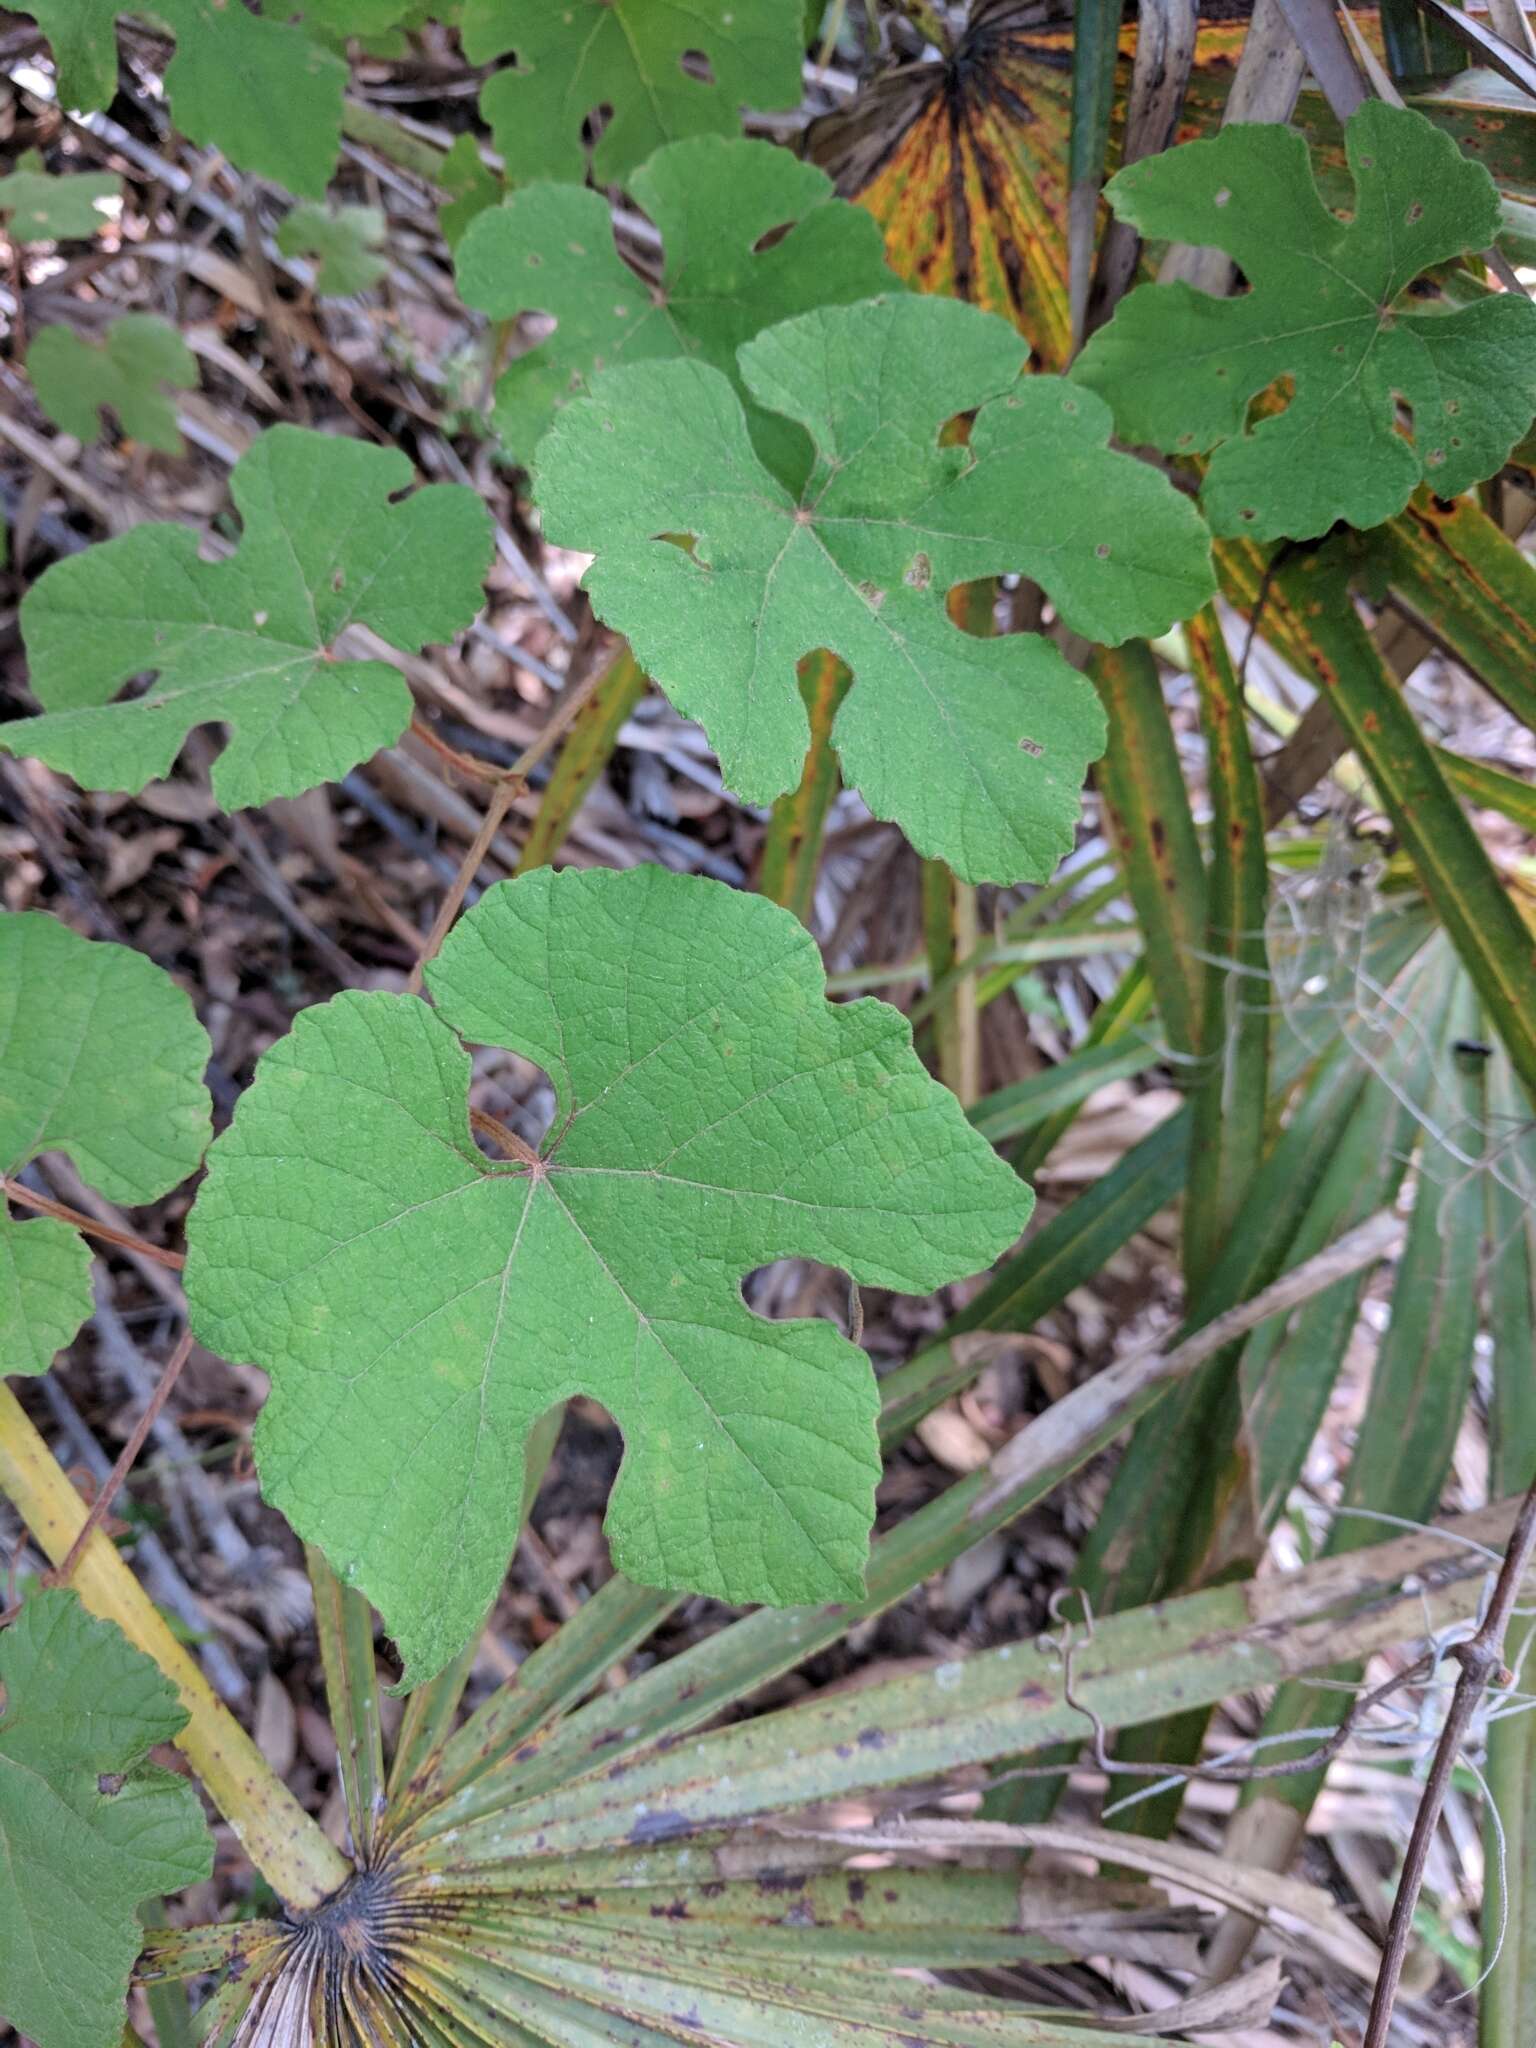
left=461, top=0, right=805, bottom=187
left=3, top=425, right=494, bottom=810
left=1, top=912, right=211, bottom=1373
left=436, top=133, right=500, bottom=252
left=183, top=864, right=1032, bottom=1686
left=276, top=202, right=388, bottom=297
left=0, top=1591, right=212, bottom=2048
left=1073, top=101, right=1536, bottom=539
left=285, top=0, right=424, bottom=51
left=27, top=315, right=197, bottom=456
left=18, top=0, right=346, bottom=197
left=0, top=1216, right=91, bottom=1386
left=533, top=293, right=1215, bottom=886
left=0, top=149, right=118, bottom=240
left=457, top=135, right=896, bottom=470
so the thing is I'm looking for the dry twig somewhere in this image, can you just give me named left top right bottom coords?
left=1361, top=1468, right=1536, bottom=2048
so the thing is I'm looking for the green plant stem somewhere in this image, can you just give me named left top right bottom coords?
left=814, top=0, right=850, bottom=69
left=136, top=1901, right=195, bottom=2048
left=756, top=653, right=850, bottom=924
left=920, top=861, right=980, bottom=1104
left=340, top=97, right=453, bottom=183
left=1184, top=604, right=1270, bottom=1294
left=515, top=646, right=647, bottom=875
left=0, top=1380, right=351, bottom=1910
left=893, top=0, right=953, bottom=51
left=1090, top=639, right=1207, bottom=1061
left=1068, top=0, right=1127, bottom=345
left=309, top=1546, right=386, bottom=1866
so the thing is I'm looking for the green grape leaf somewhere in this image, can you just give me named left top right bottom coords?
left=280, top=0, right=420, bottom=52
left=457, top=135, right=896, bottom=471
left=532, top=293, right=1214, bottom=885
left=462, top=0, right=804, bottom=187
left=184, top=865, right=1031, bottom=1685
left=19, top=0, right=345, bottom=198
left=0, top=1214, right=92, bottom=1381
left=276, top=201, right=388, bottom=296
left=3, top=425, right=494, bottom=810
left=1072, top=101, right=1536, bottom=541
left=27, top=315, right=197, bottom=456
left=0, top=150, right=119, bottom=240
left=0, top=1590, right=212, bottom=2048
left=0, top=912, right=211, bottom=1373
left=437, top=133, right=501, bottom=252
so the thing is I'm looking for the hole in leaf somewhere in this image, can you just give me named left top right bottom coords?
left=1244, top=372, right=1294, bottom=431
left=751, top=220, right=796, bottom=255
left=580, top=102, right=615, bottom=153
left=740, top=1259, right=859, bottom=1332
left=680, top=47, right=716, bottom=84
left=937, top=404, right=982, bottom=452
left=947, top=579, right=999, bottom=636
left=466, top=1060, right=556, bottom=1159
left=528, top=1399, right=623, bottom=1529
left=113, top=670, right=163, bottom=704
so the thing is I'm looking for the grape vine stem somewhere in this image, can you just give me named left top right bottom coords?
left=1361, top=1465, right=1536, bottom=2047
left=405, top=645, right=628, bottom=997
left=2, top=1174, right=185, bottom=1270
left=52, top=1326, right=196, bottom=1587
